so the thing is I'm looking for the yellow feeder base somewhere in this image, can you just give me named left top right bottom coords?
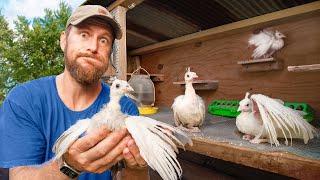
left=138, top=106, right=158, bottom=115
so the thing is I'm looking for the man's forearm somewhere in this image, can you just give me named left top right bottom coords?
left=9, top=160, right=69, bottom=180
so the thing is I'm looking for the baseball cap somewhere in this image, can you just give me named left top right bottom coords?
left=66, top=5, right=122, bottom=39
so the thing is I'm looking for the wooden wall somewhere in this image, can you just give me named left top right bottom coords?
left=138, top=14, right=320, bottom=123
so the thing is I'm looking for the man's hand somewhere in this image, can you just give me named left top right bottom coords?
left=63, top=126, right=131, bottom=174
left=123, top=138, right=147, bottom=169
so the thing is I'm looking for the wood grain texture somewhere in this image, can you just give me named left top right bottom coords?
left=186, top=138, right=320, bottom=179
left=139, top=14, right=320, bottom=123
left=288, top=63, right=320, bottom=72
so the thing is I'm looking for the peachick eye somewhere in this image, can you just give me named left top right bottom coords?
left=116, top=84, right=120, bottom=88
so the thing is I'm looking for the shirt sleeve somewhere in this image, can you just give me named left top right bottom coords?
left=0, top=86, right=45, bottom=168
left=120, top=96, right=139, bottom=116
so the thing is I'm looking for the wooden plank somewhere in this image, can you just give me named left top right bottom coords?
left=127, top=21, right=170, bottom=42
left=148, top=109, right=320, bottom=179
left=173, top=80, right=219, bottom=90
left=127, top=29, right=159, bottom=43
left=288, top=64, right=320, bottom=72
left=108, top=0, right=145, bottom=11
left=187, top=138, right=320, bottom=179
left=237, top=58, right=275, bottom=65
left=239, top=60, right=283, bottom=72
left=129, top=1, right=320, bottom=56
left=111, top=6, right=128, bottom=80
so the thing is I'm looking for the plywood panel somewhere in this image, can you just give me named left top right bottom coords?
left=139, top=14, right=320, bottom=122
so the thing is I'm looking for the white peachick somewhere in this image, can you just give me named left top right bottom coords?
left=171, top=67, right=205, bottom=132
left=248, top=29, right=285, bottom=59
left=236, top=92, right=319, bottom=146
left=53, top=79, right=192, bottom=180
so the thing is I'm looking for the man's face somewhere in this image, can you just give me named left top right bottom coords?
left=62, top=22, right=113, bottom=85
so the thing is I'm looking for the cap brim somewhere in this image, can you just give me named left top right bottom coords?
left=70, top=15, right=122, bottom=40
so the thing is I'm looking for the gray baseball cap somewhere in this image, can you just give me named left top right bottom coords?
left=66, top=5, right=122, bottom=39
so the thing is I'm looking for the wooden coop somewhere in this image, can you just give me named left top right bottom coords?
left=85, top=0, right=320, bottom=179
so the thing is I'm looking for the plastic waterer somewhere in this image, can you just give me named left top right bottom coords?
left=128, top=66, right=158, bottom=115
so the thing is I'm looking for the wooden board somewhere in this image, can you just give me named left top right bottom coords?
left=288, top=64, right=320, bottom=72
left=147, top=108, right=320, bottom=179
left=173, top=80, right=219, bottom=90
left=139, top=14, right=320, bottom=121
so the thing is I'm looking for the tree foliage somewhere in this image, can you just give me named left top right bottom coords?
left=0, top=2, right=71, bottom=103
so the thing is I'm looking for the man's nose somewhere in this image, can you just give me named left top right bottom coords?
left=86, top=38, right=98, bottom=53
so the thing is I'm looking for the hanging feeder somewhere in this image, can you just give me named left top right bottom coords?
left=128, top=66, right=158, bottom=115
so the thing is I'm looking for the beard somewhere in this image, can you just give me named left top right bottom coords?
left=64, top=44, right=109, bottom=86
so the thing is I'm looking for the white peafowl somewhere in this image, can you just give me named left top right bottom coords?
left=236, top=92, right=319, bottom=146
left=171, top=67, right=205, bottom=132
left=53, top=78, right=193, bottom=180
left=248, top=29, right=286, bottom=59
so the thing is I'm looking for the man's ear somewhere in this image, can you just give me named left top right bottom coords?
left=60, top=31, right=66, bottom=52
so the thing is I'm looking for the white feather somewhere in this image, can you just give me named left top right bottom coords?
left=248, top=29, right=285, bottom=59
left=125, top=116, right=192, bottom=180
left=53, top=119, right=90, bottom=159
left=172, top=68, right=205, bottom=131
left=53, top=79, right=193, bottom=180
left=236, top=92, right=319, bottom=146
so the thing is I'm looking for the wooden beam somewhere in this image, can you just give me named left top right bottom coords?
left=144, top=1, right=200, bottom=30
left=108, top=0, right=145, bottom=11
left=188, top=138, right=320, bottom=180
left=127, top=29, right=159, bottom=43
left=288, top=64, right=320, bottom=72
left=111, top=6, right=128, bottom=80
left=127, top=21, right=170, bottom=42
left=129, top=1, right=320, bottom=56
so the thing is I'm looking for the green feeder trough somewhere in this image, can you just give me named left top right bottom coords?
left=208, top=100, right=241, bottom=118
left=208, top=100, right=314, bottom=122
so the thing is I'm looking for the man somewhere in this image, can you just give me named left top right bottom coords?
left=0, top=5, right=147, bottom=180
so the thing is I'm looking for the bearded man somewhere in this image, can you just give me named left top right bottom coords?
left=0, top=5, right=146, bottom=180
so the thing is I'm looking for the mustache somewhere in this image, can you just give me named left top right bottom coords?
left=76, top=52, right=100, bottom=60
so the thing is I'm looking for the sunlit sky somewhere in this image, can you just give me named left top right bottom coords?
left=0, top=0, right=84, bottom=29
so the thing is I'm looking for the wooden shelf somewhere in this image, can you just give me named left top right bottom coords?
left=173, top=80, right=219, bottom=90
left=146, top=108, right=320, bottom=179
left=288, top=64, right=320, bottom=72
left=237, top=58, right=283, bottom=72
left=127, top=73, right=164, bottom=82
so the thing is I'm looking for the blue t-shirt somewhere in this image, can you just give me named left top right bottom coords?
left=0, top=76, right=139, bottom=180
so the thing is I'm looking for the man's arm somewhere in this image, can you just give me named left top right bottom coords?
left=10, top=126, right=130, bottom=179
left=10, top=160, right=69, bottom=180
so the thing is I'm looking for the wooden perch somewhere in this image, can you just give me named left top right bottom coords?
left=173, top=80, right=219, bottom=90
left=237, top=58, right=283, bottom=72
left=287, top=64, right=320, bottom=72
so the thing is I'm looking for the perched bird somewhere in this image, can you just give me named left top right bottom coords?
left=248, top=29, right=286, bottom=59
left=236, top=92, right=319, bottom=146
left=53, top=79, right=192, bottom=180
left=171, top=67, right=205, bottom=132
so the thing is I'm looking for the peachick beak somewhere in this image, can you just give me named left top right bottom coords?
left=237, top=107, right=241, bottom=112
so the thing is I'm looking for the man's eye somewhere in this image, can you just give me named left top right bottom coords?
left=80, top=33, right=88, bottom=38
left=100, top=38, right=108, bottom=44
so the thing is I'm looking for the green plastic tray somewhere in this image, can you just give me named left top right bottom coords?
left=208, top=100, right=240, bottom=118
left=283, top=102, right=314, bottom=122
left=208, top=100, right=314, bottom=122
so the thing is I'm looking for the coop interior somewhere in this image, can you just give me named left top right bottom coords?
left=87, top=0, right=320, bottom=179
